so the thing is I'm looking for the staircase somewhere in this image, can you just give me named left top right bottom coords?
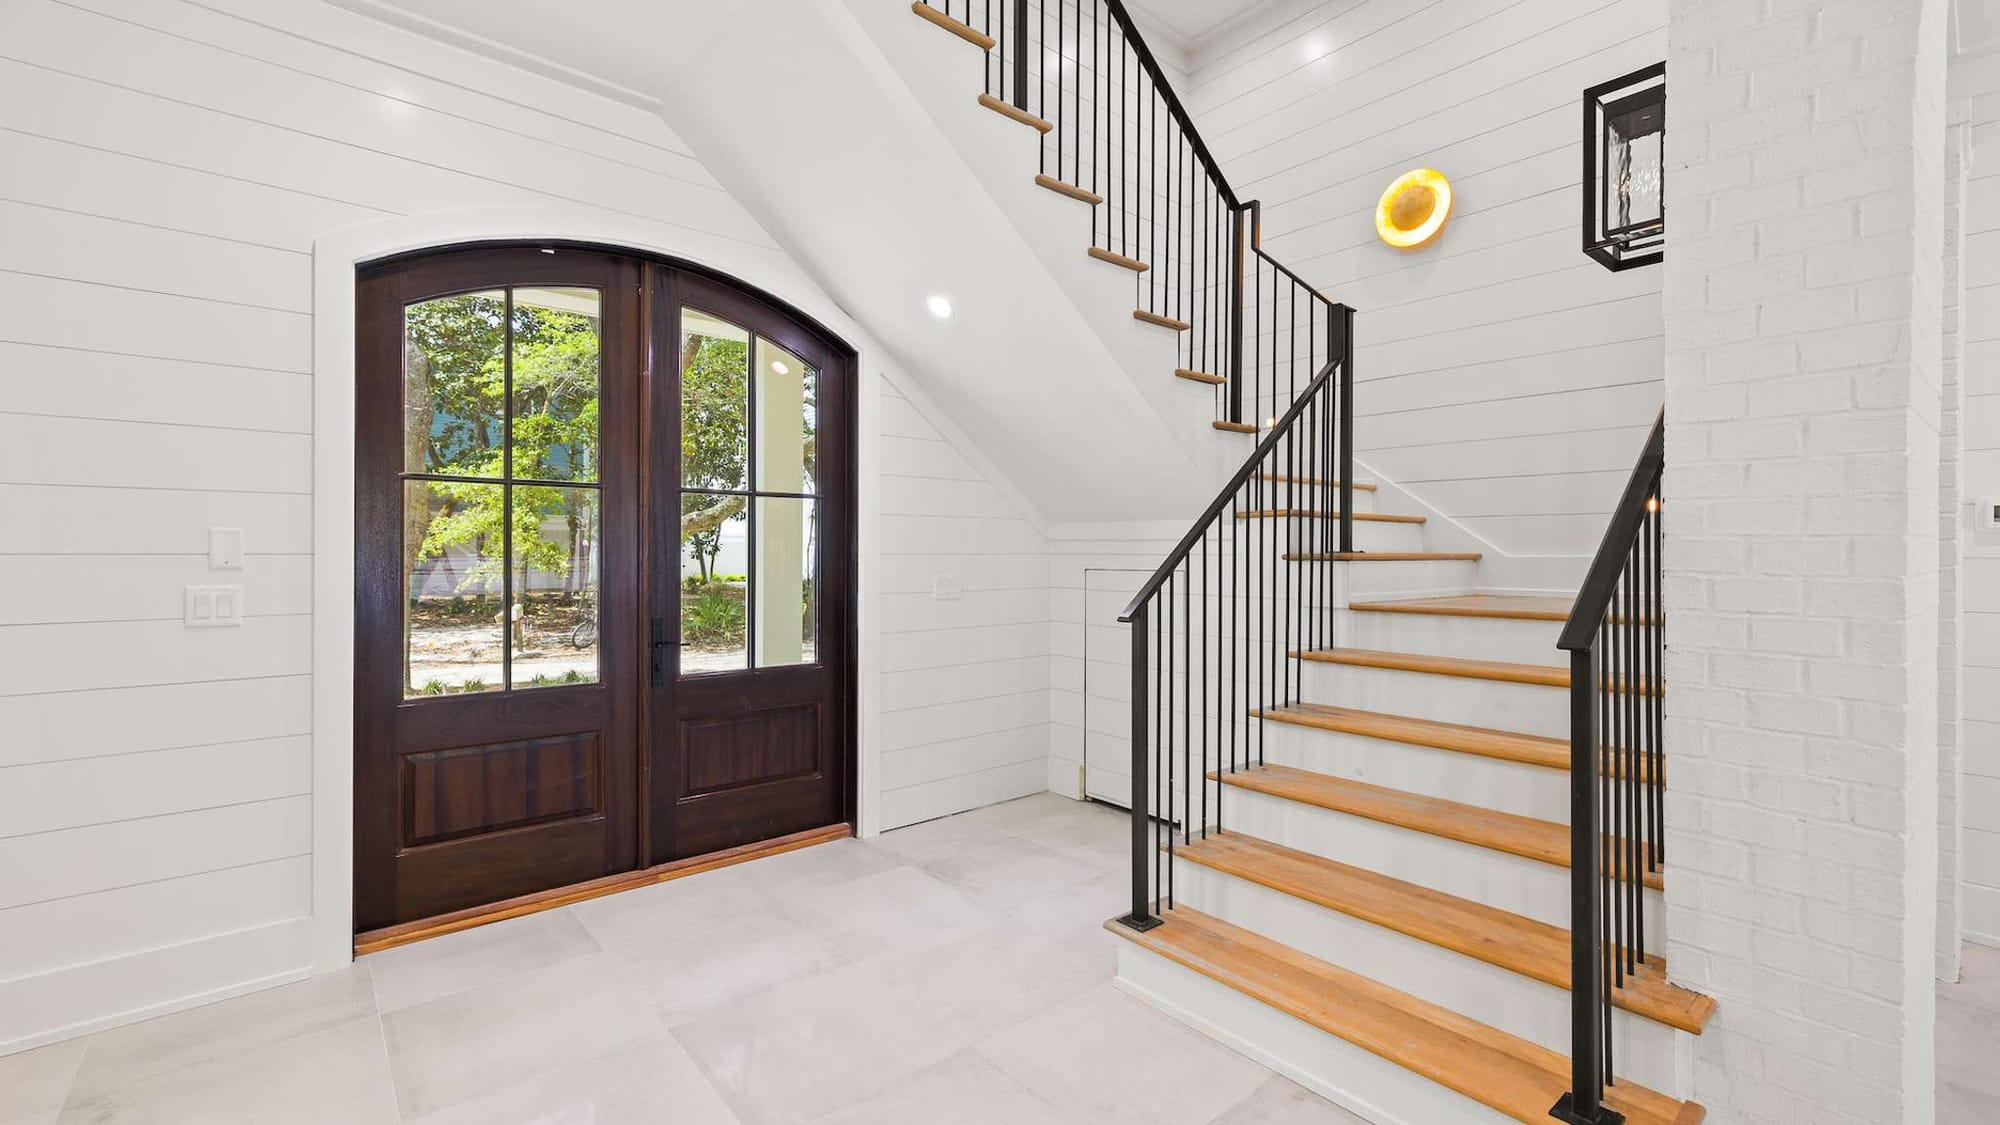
left=901, top=6, right=1710, bottom=1125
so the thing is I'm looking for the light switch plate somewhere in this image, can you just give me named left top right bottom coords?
left=185, top=585, right=245, bottom=628
left=208, top=527, right=245, bottom=569
left=1980, top=497, right=2000, bottom=532
left=932, top=575, right=963, bottom=601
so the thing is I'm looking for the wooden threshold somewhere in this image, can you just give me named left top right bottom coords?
left=1174, top=368, right=1224, bottom=385
left=1212, top=420, right=1258, bottom=434
left=1235, top=509, right=1426, bottom=524
left=911, top=2, right=996, bottom=49
left=1088, top=245, right=1150, bottom=272
left=1035, top=174, right=1101, bottom=204
left=1349, top=594, right=1572, bottom=622
left=978, top=92, right=1053, bottom=134
left=1133, top=309, right=1190, bottom=331
left=1295, top=646, right=1658, bottom=695
left=1217, top=764, right=1664, bottom=891
left=1174, top=832, right=1715, bottom=1033
left=353, top=822, right=852, bottom=956
left=1284, top=551, right=1482, bottom=562
left=1107, top=906, right=1703, bottom=1125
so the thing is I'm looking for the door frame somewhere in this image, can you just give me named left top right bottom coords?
left=309, top=210, right=874, bottom=972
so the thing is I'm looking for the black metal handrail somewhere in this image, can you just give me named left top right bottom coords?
left=1114, top=308, right=1354, bottom=933
left=917, top=0, right=1339, bottom=430
left=1551, top=409, right=1664, bottom=1125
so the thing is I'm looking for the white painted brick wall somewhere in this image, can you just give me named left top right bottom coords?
left=1662, top=0, right=1946, bottom=1121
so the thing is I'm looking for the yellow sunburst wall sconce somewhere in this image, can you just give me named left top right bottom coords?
left=1375, top=168, right=1452, bottom=250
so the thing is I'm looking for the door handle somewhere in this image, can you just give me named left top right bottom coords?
left=650, top=617, right=679, bottom=687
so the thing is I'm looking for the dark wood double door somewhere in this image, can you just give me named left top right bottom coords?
left=354, top=244, right=852, bottom=933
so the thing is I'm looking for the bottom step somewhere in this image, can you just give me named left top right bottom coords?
left=1107, top=906, right=1702, bottom=1125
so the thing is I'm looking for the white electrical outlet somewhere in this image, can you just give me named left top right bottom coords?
left=185, top=585, right=245, bottom=628
left=932, top=575, right=963, bottom=601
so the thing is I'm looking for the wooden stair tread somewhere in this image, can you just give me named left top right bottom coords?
left=1216, top=764, right=1664, bottom=890
left=1285, top=551, right=1482, bottom=562
left=977, top=92, right=1053, bottom=133
left=1174, top=368, right=1224, bottom=385
left=1260, top=703, right=1643, bottom=780
left=1262, top=702, right=1569, bottom=772
left=1298, top=647, right=1565, bottom=687
left=911, top=2, right=996, bottom=49
left=1034, top=174, right=1100, bottom=204
left=1235, top=509, right=1425, bottom=524
left=1350, top=594, right=1573, bottom=622
left=1175, top=832, right=1714, bottom=1033
left=1213, top=420, right=1258, bottom=434
left=1106, top=906, right=1703, bottom=1125
left=1134, top=309, right=1190, bottom=331
left=1088, top=245, right=1149, bottom=272
left=1296, top=647, right=1657, bottom=695
left=1256, top=472, right=1375, bottom=491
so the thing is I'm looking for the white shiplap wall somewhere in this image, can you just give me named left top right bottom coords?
left=0, top=0, right=1052, bottom=1052
left=1951, top=47, right=2000, bottom=948
left=1180, top=0, right=1667, bottom=558
left=877, top=378, right=1052, bottom=829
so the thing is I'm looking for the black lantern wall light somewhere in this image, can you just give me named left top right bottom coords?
left=1583, top=61, right=1666, bottom=270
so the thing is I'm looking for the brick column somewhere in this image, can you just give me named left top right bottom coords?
left=1661, top=1, right=1947, bottom=1121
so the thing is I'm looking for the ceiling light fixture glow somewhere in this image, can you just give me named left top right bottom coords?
left=926, top=295, right=954, bottom=319
left=772, top=361, right=790, bottom=376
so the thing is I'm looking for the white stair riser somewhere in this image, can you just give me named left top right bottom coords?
left=1172, top=861, right=1691, bottom=1096
left=1345, top=611, right=1566, bottom=666
left=1225, top=518, right=1427, bottom=555
left=1297, top=662, right=1571, bottom=740
left=1116, top=945, right=1515, bottom=1125
left=1328, top=561, right=1482, bottom=600
left=1220, top=785, right=1667, bottom=950
left=1261, top=723, right=1654, bottom=824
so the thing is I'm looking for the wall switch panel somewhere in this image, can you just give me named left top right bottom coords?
left=185, top=585, right=244, bottom=628
left=1980, top=497, right=2000, bottom=532
left=208, top=527, right=245, bottom=569
left=931, top=575, right=963, bottom=601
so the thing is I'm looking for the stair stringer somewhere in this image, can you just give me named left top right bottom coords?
left=850, top=1, right=1256, bottom=486
left=648, top=0, right=1219, bottom=521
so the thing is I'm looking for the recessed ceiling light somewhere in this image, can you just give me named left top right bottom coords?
left=926, top=295, right=953, bottom=319
left=772, top=361, right=790, bottom=376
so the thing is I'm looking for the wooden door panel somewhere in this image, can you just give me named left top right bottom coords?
left=391, top=814, right=612, bottom=921
left=681, top=702, right=820, bottom=795
left=403, top=732, right=601, bottom=847
left=355, top=246, right=642, bottom=932
left=648, top=268, right=854, bottom=865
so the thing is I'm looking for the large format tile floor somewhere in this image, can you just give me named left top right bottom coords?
left=1, top=792, right=1996, bottom=1123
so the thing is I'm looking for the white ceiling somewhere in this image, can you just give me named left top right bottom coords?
left=1118, top=0, right=1279, bottom=52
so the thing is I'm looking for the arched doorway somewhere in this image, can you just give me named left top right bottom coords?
left=352, top=243, right=854, bottom=934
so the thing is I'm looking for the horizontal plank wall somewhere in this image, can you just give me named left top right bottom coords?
left=876, top=377, right=1053, bottom=829
left=1179, top=0, right=1667, bottom=557
left=1950, top=45, right=2000, bottom=949
left=0, top=0, right=1050, bottom=1052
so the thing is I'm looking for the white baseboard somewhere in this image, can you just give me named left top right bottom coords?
left=0, top=918, right=312, bottom=1057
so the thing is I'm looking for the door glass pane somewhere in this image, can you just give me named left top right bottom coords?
left=681, top=492, right=748, bottom=674
left=404, top=480, right=505, bottom=697
left=753, top=496, right=818, bottom=668
left=511, top=288, right=602, bottom=483
left=681, top=308, right=749, bottom=492
left=510, top=485, right=600, bottom=689
left=404, top=291, right=506, bottom=478
left=754, top=337, right=818, bottom=494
